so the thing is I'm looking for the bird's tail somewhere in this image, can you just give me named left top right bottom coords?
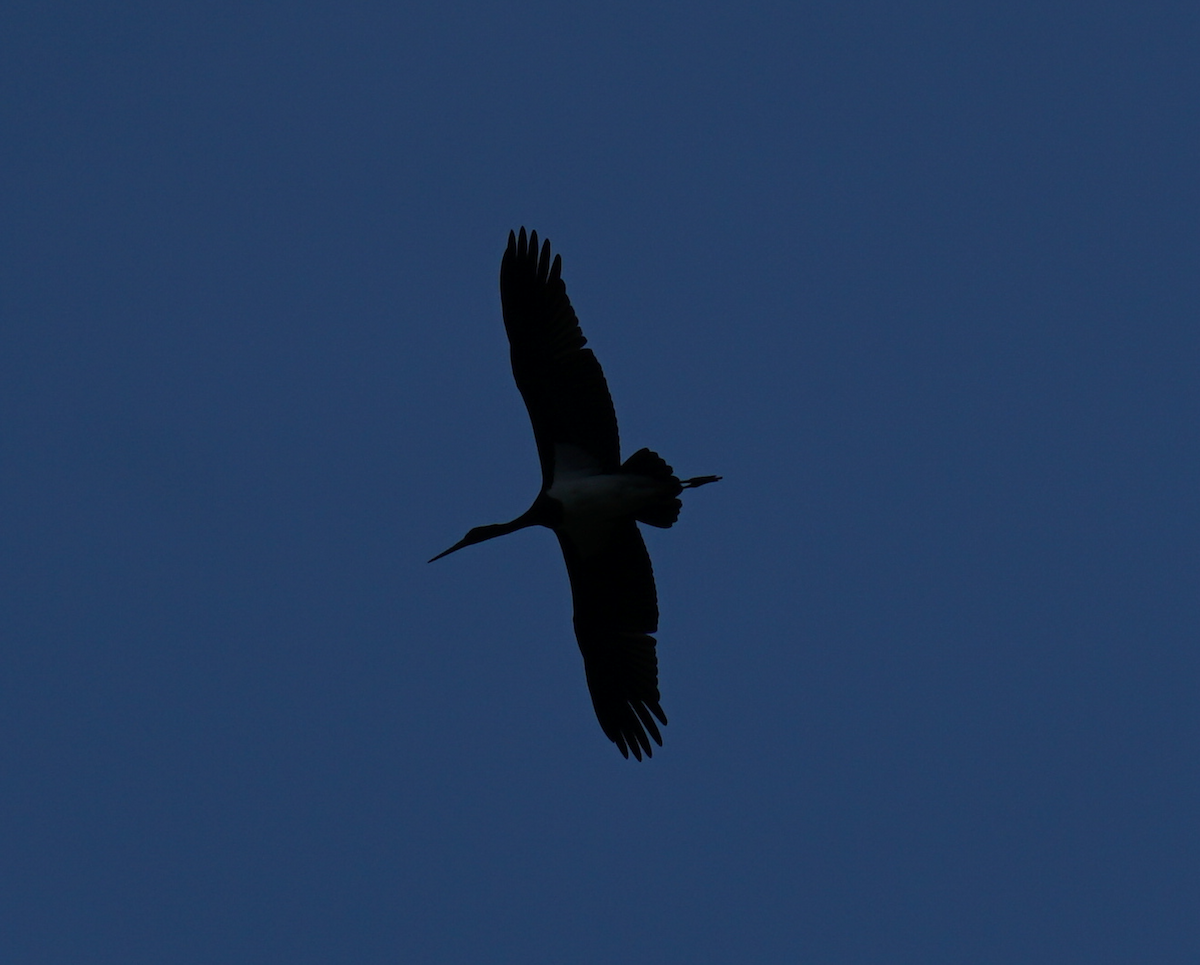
left=621, top=447, right=675, bottom=481
left=620, top=448, right=720, bottom=528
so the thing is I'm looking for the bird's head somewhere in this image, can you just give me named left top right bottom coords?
left=427, top=523, right=514, bottom=563
left=428, top=501, right=547, bottom=563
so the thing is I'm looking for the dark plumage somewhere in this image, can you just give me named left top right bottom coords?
left=431, top=229, right=720, bottom=759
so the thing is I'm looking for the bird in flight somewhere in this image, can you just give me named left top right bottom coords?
left=430, top=228, right=720, bottom=759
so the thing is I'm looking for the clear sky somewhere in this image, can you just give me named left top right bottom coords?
left=2, top=3, right=1196, bottom=963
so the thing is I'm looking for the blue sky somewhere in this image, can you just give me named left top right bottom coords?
left=2, top=3, right=1197, bottom=962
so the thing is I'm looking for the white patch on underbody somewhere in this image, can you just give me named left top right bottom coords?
left=547, top=446, right=665, bottom=556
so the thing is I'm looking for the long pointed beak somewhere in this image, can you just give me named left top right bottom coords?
left=428, top=538, right=470, bottom=563
left=427, top=518, right=519, bottom=563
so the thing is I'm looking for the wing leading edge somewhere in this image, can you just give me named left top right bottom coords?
left=500, top=228, right=621, bottom=487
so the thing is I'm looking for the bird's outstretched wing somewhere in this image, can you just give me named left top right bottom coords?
left=556, top=521, right=667, bottom=760
left=500, top=228, right=621, bottom=487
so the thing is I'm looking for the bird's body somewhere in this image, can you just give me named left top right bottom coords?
left=550, top=473, right=664, bottom=552
left=431, top=228, right=719, bottom=759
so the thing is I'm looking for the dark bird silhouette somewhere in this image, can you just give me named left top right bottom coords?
left=430, top=228, right=720, bottom=759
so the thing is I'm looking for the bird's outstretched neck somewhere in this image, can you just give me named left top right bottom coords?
left=428, top=503, right=547, bottom=563
left=681, top=475, right=722, bottom=489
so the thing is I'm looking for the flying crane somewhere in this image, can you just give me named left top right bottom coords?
left=430, top=228, right=720, bottom=759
